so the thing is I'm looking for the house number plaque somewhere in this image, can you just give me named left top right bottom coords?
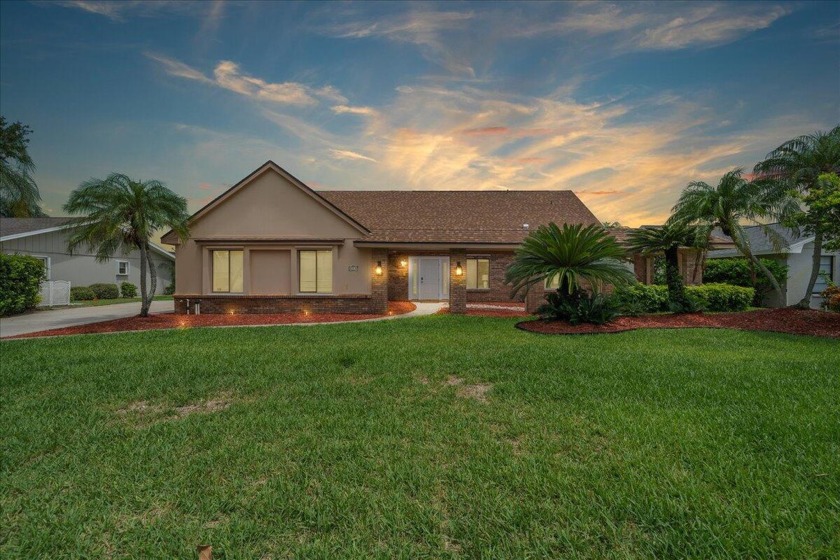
left=348, top=265, right=359, bottom=272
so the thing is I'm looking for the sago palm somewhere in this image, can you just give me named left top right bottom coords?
left=671, top=168, right=788, bottom=304
left=64, top=174, right=189, bottom=317
left=754, top=125, right=840, bottom=307
left=505, top=222, right=635, bottom=299
left=626, top=222, right=705, bottom=312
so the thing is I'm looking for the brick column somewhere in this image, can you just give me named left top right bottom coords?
left=449, top=249, right=467, bottom=314
left=371, top=249, right=389, bottom=313
left=525, top=282, right=545, bottom=314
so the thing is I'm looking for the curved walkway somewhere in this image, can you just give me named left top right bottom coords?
left=0, top=300, right=174, bottom=338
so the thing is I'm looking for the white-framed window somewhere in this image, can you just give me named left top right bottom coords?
left=116, top=260, right=130, bottom=276
left=466, top=258, right=490, bottom=290
left=34, top=256, right=51, bottom=280
left=212, top=250, right=244, bottom=293
left=814, top=255, right=834, bottom=294
left=299, top=250, right=333, bottom=293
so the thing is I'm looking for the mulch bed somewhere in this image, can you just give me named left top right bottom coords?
left=516, top=308, right=840, bottom=338
left=10, top=301, right=417, bottom=339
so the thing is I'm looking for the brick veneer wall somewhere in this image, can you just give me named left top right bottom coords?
left=175, top=295, right=380, bottom=315
left=464, top=251, right=523, bottom=303
left=449, top=249, right=467, bottom=314
left=387, top=253, right=409, bottom=301
left=370, top=248, right=389, bottom=313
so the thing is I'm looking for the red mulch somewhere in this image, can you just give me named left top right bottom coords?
left=11, top=301, right=417, bottom=339
left=516, top=308, right=840, bottom=338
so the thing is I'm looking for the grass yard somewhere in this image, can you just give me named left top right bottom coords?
left=1, top=316, right=838, bottom=558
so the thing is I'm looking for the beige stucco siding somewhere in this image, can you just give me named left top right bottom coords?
left=2, top=230, right=173, bottom=293
left=175, top=167, right=372, bottom=296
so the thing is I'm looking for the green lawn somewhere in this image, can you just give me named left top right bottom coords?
left=1, top=316, right=837, bottom=558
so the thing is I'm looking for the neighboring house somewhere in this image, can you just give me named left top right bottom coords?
left=163, top=161, right=605, bottom=315
left=1, top=217, right=174, bottom=293
left=707, top=223, right=839, bottom=308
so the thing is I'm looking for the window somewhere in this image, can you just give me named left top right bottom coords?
left=34, top=256, right=50, bottom=280
left=814, top=255, right=834, bottom=293
left=212, top=250, right=244, bottom=293
left=299, top=250, right=332, bottom=293
left=466, top=258, right=490, bottom=290
left=116, top=260, right=130, bottom=276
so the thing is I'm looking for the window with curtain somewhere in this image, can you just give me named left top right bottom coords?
left=299, top=250, right=333, bottom=293
left=814, top=255, right=834, bottom=293
left=466, top=258, right=490, bottom=290
left=212, top=250, right=244, bottom=293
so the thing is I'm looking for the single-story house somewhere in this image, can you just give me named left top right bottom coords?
left=1, top=217, right=174, bottom=293
left=164, top=161, right=620, bottom=314
left=707, top=223, right=839, bottom=308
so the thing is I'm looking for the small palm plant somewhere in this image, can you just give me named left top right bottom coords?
left=626, top=222, right=706, bottom=312
left=505, top=223, right=635, bottom=322
left=64, top=174, right=189, bottom=317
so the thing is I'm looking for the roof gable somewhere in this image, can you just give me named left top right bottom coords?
left=162, top=161, right=369, bottom=244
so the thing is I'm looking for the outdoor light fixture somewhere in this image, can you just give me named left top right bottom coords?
left=375, top=261, right=383, bottom=276
left=400, top=258, right=408, bottom=268
left=455, top=261, right=463, bottom=276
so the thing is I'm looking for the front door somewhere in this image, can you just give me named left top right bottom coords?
left=418, top=257, right=441, bottom=300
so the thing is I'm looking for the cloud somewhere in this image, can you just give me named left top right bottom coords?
left=332, top=105, right=379, bottom=117
left=329, top=149, right=377, bottom=163
left=58, top=1, right=127, bottom=21
left=146, top=53, right=343, bottom=106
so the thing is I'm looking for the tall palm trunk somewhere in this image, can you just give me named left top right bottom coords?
left=138, top=244, right=151, bottom=317
left=735, top=238, right=784, bottom=307
left=797, top=230, right=824, bottom=309
left=146, top=242, right=158, bottom=304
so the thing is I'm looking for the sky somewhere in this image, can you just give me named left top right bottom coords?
left=1, top=1, right=838, bottom=227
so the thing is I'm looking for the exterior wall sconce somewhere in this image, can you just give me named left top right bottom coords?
left=399, top=258, right=408, bottom=268
left=375, top=261, right=383, bottom=276
left=455, top=261, right=463, bottom=276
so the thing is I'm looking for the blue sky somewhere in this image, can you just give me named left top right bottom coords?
left=1, top=1, right=838, bottom=226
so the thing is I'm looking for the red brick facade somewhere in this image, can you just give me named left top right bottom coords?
left=175, top=295, right=381, bottom=315
left=449, top=249, right=467, bottom=314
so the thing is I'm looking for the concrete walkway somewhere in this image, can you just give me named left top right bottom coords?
left=0, top=300, right=174, bottom=338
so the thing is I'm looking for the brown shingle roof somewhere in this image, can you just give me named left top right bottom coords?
left=0, top=217, right=72, bottom=239
left=318, top=191, right=599, bottom=244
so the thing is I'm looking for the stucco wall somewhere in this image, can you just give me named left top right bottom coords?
left=174, top=168, right=373, bottom=297
left=2, top=230, right=173, bottom=293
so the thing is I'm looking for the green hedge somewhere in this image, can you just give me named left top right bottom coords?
left=70, top=286, right=96, bottom=301
left=615, top=282, right=754, bottom=313
left=89, top=283, right=120, bottom=299
left=0, top=254, right=45, bottom=316
left=120, top=282, right=138, bottom=298
left=704, top=258, right=787, bottom=306
left=686, top=283, right=754, bottom=312
left=613, top=284, right=670, bottom=314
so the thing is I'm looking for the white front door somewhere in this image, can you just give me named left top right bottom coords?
left=410, top=257, right=450, bottom=300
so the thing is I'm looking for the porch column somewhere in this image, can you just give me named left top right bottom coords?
left=449, top=249, right=467, bottom=314
left=371, top=248, right=388, bottom=313
left=525, top=282, right=545, bottom=314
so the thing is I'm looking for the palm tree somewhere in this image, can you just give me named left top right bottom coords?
left=64, top=174, right=189, bottom=317
left=505, top=222, right=635, bottom=299
left=754, top=126, right=840, bottom=307
left=671, top=168, right=791, bottom=305
left=626, top=222, right=705, bottom=312
left=0, top=117, right=45, bottom=217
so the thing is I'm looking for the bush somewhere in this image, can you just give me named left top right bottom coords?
left=538, top=290, right=619, bottom=325
left=0, top=254, right=45, bottom=316
left=821, top=284, right=840, bottom=312
left=70, top=286, right=96, bottom=301
left=89, top=283, right=120, bottom=300
left=163, top=284, right=175, bottom=295
left=120, top=282, right=138, bottom=298
left=686, top=283, right=754, bottom=312
left=704, top=258, right=787, bottom=306
left=613, top=284, right=669, bottom=314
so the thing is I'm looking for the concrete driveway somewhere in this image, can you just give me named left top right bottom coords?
left=0, top=300, right=174, bottom=338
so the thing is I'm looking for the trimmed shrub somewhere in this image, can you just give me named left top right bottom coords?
left=0, top=254, right=45, bottom=316
left=538, top=290, right=619, bottom=325
left=821, top=284, right=840, bottom=312
left=89, top=283, right=120, bottom=300
left=120, top=282, right=138, bottom=298
left=613, top=284, right=669, bottom=314
left=163, top=284, right=175, bottom=295
left=686, top=283, right=754, bottom=312
left=70, top=286, right=96, bottom=301
left=704, top=258, right=787, bottom=306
